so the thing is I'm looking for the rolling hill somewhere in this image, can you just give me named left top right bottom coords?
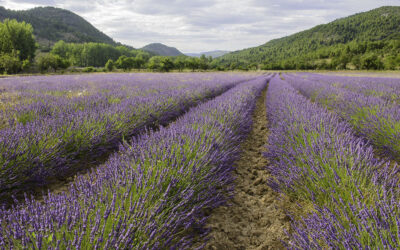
left=216, top=6, right=400, bottom=68
left=141, top=43, right=184, bottom=56
left=0, top=6, right=116, bottom=48
left=185, top=50, right=230, bottom=58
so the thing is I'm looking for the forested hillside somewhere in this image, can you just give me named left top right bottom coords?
left=141, top=43, right=184, bottom=56
left=215, top=6, right=400, bottom=70
left=0, top=6, right=116, bottom=48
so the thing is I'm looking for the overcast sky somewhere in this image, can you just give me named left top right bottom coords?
left=0, top=0, right=399, bottom=53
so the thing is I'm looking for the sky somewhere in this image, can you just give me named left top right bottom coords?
left=0, top=0, right=399, bottom=53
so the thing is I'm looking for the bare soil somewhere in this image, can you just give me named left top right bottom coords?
left=201, top=87, right=291, bottom=249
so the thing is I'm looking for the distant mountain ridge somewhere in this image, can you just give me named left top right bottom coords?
left=141, top=43, right=184, bottom=56
left=185, top=50, right=230, bottom=58
left=216, top=6, right=400, bottom=66
left=0, top=6, right=116, bottom=47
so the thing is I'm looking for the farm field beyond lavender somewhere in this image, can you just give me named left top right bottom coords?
left=1, top=72, right=400, bottom=249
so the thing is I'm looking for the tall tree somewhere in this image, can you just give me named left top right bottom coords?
left=0, top=19, right=36, bottom=61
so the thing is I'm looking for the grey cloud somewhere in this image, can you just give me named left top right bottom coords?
left=2, top=0, right=400, bottom=52
left=7, top=0, right=56, bottom=4
left=131, top=0, right=216, bottom=15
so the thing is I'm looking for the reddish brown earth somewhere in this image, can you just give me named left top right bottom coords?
left=201, top=87, right=291, bottom=249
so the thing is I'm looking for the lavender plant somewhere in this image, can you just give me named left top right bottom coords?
left=284, top=73, right=400, bottom=162
left=265, top=75, right=400, bottom=249
left=0, top=73, right=255, bottom=194
left=298, top=73, right=400, bottom=104
left=0, top=75, right=269, bottom=249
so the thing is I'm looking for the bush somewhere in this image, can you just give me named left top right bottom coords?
left=361, top=54, right=384, bottom=70
left=105, top=59, right=114, bottom=71
left=21, top=59, right=31, bottom=72
left=37, top=54, right=70, bottom=73
left=82, top=66, right=96, bottom=72
left=0, top=52, right=22, bottom=74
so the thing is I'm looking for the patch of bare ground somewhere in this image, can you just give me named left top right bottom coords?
left=201, top=87, right=291, bottom=249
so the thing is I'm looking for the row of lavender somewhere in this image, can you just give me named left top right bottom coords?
left=0, top=73, right=250, bottom=126
left=0, top=76, right=269, bottom=249
left=265, top=75, right=400, bottom=248
left=283, top=73, right=400, bottom=161
left=0, top=73, right=255, bottom=194
left=297, top=73, right=400, bottom=104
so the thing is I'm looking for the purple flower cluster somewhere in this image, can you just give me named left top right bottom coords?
left=284, top=73, right=400, bottom=161
left=0, top=73, right=255, bottom=195
left=0, top=75, right=269, bottom=249
left=265, top=75, right=400, bottom=249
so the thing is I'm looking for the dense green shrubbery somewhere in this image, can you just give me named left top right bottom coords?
left=50, top=41, right=151, bottom=68
left=37, top=54, right=70, bottom=72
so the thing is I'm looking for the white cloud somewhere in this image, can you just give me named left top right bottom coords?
left=1, top=0, right=399, bottom=52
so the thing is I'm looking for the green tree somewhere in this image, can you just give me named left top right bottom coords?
left=247, top=63, right=258, bottom=70
left=115, top=55, right=135, bottom=71
left=21, top=59, right=31, bottom=72
left=136, top=51, right=151, bottom=62
left=351, top=55, right=361, bottom=69
left=160, top=57, right=174, bottom=72
left=116, top=46, right=134, bottom=57
left=105, top=59, right=114, bottom=71
left=361, top=54, right=384, bottom=70
left=133, top=57, right=144, bottom=69
left=148, top=56, right=162, bottom=71
left=174, top=57, right=185, bottom=71
left=0, top=19, right=36, bottom=61
left=185, top=57, right=199, bottom=72
left=384, top=55, right=397, bottom=70
left=51, top=40, right=69, bottom=58
left=199, top=54, right=209, bottom=70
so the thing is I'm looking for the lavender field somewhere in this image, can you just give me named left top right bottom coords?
left=1, top=72, right=400, bottom=249
left=0, top=73, right=254, bottom=196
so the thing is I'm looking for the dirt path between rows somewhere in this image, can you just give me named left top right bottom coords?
left=202, top=87, right=291, bottom=249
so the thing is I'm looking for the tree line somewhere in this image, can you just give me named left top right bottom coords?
left=0, top=19, right=219, bottom=74
left=1, top=18, right=399, bottom=74
left=39, top=41, right=216, bottom=72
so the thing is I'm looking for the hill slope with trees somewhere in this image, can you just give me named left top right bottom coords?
left=215, top=6, right=400, bottom=70
left=0, top=6, right=116, bottom=48
left=141, top=43, right=184, bottom=56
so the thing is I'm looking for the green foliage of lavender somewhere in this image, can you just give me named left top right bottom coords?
left=0, top=76, right=268, bottom=249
